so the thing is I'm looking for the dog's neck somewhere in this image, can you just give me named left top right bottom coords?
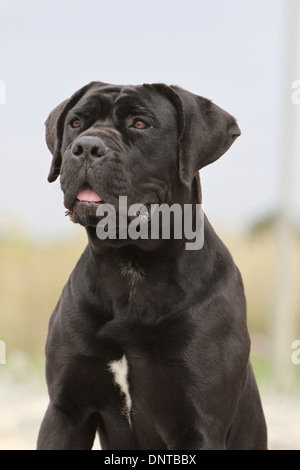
left=84, top=215, right=217, bottom=319
left=119, top=259, right=145, bottom=303
left=84, top=173, right=207, bottom=313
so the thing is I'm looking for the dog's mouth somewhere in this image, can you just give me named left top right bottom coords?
left=65, top=183, right=104, bottom=226
left=76, top=183, right=103, bottom=204
left=66, top=183, right=153, bottom=228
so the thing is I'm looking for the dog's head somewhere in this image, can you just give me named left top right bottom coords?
left=45, top=82, right=240, bottom=233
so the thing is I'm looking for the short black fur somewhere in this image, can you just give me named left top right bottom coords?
left=38, top=82, right=267, bottom=450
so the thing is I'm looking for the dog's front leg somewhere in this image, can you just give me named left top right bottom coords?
left=164, top=425, right=226, bottom=451
left=37, top=402, right=98, bottom=450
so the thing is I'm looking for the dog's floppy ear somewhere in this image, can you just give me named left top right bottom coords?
left=173, top=86, right=241, bottom=188
left=151, top=84, right=241, bottom=189
left=46, top=81, right=104, bottom=182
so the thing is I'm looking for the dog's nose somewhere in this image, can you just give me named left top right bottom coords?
left=71, top=136, right=108, bottom=158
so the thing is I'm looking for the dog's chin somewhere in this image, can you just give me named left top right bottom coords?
left=66, top=199, right=153, bottom=231
left=67, top=201, right=102, bottom=227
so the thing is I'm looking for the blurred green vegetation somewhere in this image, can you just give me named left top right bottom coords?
left=0, top=225, right=300, bottom=384
left=0, top=232, right=87, bottom=360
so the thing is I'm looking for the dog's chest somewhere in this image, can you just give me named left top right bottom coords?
left=108, top=354, right=132, bottom=426
left=119, top=260, right=145, bottom=303
left=103, top=260, right=185, bottom=427
left=116, top=259, right=177, bottom=317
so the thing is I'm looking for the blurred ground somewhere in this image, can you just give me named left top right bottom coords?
left=0, top=370, right=299, bottom=450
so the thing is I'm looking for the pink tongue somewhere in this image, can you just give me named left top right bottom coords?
left=77, top=185, right=102, bottom=203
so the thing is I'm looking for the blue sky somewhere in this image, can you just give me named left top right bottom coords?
left=0, top=0, right=299, bottom=240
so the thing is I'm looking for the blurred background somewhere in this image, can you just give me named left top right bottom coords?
left=0, top=0, right=299, bottom=450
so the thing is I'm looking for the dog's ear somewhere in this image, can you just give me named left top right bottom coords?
left=151, top=84, right=241, bottom=189
left=46, top=81, right=104, bottom=182
left=173, top=86, right=241, bottom=188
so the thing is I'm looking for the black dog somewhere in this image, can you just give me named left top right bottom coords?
left=37, top=82, right=267, bottom=450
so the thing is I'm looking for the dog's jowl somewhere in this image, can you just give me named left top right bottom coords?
left=37, top=82, right=267, bottom=450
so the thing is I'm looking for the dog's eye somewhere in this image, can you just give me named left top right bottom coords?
left=70, top=119, right=81, bottom=129
left=132, top=120, right=148, bottom=130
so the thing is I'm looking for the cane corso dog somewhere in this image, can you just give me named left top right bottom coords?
left=37, top=82, right=267, bottom=450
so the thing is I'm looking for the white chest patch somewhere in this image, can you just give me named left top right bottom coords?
left=108, top=354, right=132, bottom=426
